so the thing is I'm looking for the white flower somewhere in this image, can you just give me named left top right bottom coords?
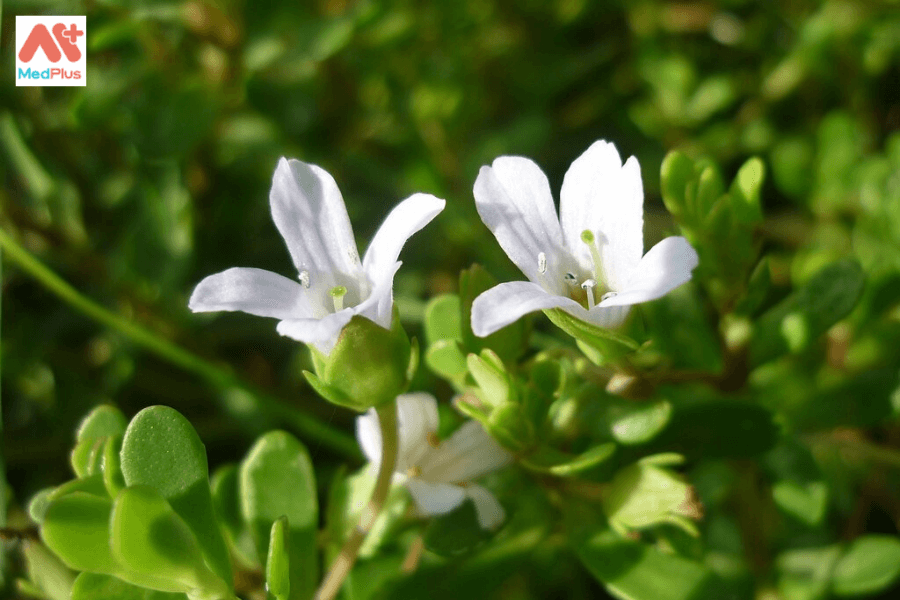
left=471, top=140, right=699, bottom=336
left=356, top=393, right=511, bottom=530
left=189, top=158, right=445, bottom=354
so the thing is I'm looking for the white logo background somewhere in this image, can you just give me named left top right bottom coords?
left=16, top=16, right=86, bottom=87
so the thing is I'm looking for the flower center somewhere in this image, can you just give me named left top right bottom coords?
left=330, top=285, right=348, bottom=311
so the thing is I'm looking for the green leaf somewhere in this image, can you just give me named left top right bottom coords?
left=609, top=400, right=673, bottom=445
left=265, top=517, right=290, bottom=600
left=521, top=443, right=617, bottom=476
left=240, top=431, right=317, bottom=600
left=578, top=531, right=718, bottom=600
left=660, top=151, right=697, bottom=221
left=750, top=259, right=866, bottom=365
left=70, top=573, right=186, bottom=600
left=832, top=535, right=900, bottom=596
left=424, top=294, right=462, bottom=343
left=120, top=406, right=232, bottom=587
left=71, top=406, right=128, bottom=479
left=543, top=308, right=638, bottom=364
left=730, top=156, right=765, bottom=224
left=424, top=339, right=468, bottom=379
left=210, top=464, right=257, bottom=568
left=22, top=541, right=76, bottom=600
left=771, top=481, right=828, bottom=527
left=110, top=486, right=229, bottom=597
left=101, top=436, right=126, bottom=498
left=467, top=350, right=511, bottom=408
left=42, top=493, right=118, bottom=574
left=424, top=500, right=493, bottom=557
left=28, top=487, right=55, bottom=524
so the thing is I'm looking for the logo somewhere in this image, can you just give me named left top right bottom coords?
left=16, top=16, right=86, bottom=87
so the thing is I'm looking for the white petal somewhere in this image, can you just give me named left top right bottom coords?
left=471, top=281, right=583, bottom=337
left=405, top=479, right=466, bottom=517
left=353, top=262, right=401, bottom=330
left=597, top=237, right=699, bottom=307
left=275, top=309, right=354, bottom=354
left=561, top=303, right=632, bottom=329
left=269, top=158, right=363, bottom=283
left=465, top=485, right=506, bottom=529
left=560, top=141, right=644, bottom=291
left=188, top=267, right=312, bottom=319
left=356, top=409, right=382, bottom=466
left=419, top=421, right=511, bottom=484
left=363, top=193, right=445, bottom=290
left=395, top=393, right=440, bottom=472
left=474, top=157, right=567, bottom=285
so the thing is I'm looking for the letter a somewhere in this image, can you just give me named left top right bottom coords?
left=18, top=25, right=61, bottom=63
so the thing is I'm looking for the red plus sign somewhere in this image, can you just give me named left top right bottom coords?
left=61, top=24, right=83, bottom=44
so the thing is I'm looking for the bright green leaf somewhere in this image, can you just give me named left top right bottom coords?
left=832, top=535, right=900, bottom=596
left=578, top=531, right=718, bottom=600
left=70, top=573, right=186, bottom=600
left=110, top=486, right=229, bottom=597
left=120, top=406, right=232, bottom=587
left=265, top=517, right=290, bottom=600
left=240, top=431, right=317, bottom=600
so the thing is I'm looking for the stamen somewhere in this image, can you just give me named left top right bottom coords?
left=601, top=291, right=618, bottom=302
left=581, top=279, right=597, bottom=309
left=426, top=432, right=441, bottom=448
left=564, top=272, right=578, bottom=286
left=330, top=285, right=348, bottom=311
left=581, top=229, right=604, bottom=286
left=299, top=270, right=311, bottom=288
left=538, top=252, right=547, bottom=274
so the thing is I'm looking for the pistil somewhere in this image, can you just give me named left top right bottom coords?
left=580, top=230, right=604, bottom=288
left=330, top=285, right=348, bottom=311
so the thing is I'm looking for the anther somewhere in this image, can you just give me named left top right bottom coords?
left=427, top=432, right=441, bottom=448
left=564, top=272, right=578, bottom=285
left=538, top=252, right=547, bottom=274
left=299, top=270, right=310, bottom=288
left=406, top=466, right=422, bottom=478
left=601, top=291, right=618, bottom=302
left=330, top=285, right=348, bottom=312
left=581, top=279, right=597, bottom=309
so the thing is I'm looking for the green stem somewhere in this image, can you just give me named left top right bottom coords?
left=315, top=402, right=399, bottom=600
left=0, top=228, right=359, bottom=459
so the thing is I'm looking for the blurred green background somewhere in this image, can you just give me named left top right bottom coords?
left=2, top=0, right=900, bottom=598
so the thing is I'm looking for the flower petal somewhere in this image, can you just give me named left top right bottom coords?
left=363, top=193, right=445, bottom=291
left=471, top=281, right=582, bottom=337
left=474, top=157, right=567, bottom=286
left=465, top=484, right=506, bottom=529
left=405, top=479, right=466, bottom=517
left=393, top=393, right=441, bottom=472
left=597, top=236, right=699, bottom=307
left=188, top=267, right=312, bottom=319
left=275, top=309, right=355, bottom=354
left=560, top=141, right=644, bottom=291
left=419, top=421, right=511, bottom=484
left=269, top=158, right=363, bottom=283
left=353, top=262, right=401, bottom=330
left=569, top=304, right=633, bottom=329
left=356, top=408, right=382, bottom=466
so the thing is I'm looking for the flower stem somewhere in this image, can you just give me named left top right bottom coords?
left=315, top=401, right=399, bottom=600
left=0, top=228, right=359, bottom=459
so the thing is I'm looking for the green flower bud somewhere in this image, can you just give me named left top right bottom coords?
left=602, top=454, right=703, bottom=538
left=303, top=314, right=414, bottom=411
left=467, top=349, right=514, bottom=408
